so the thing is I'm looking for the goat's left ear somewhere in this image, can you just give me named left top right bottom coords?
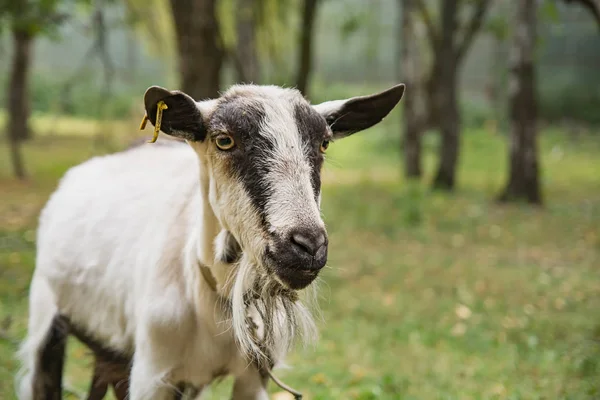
left=143, top=86, right=207, bottom=142
left=312, top=84, right=405, bottom=138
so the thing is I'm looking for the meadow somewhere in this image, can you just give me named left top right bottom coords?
left=0, top=112, right=599, bottom=399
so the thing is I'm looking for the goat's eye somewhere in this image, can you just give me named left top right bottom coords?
left=216, top=135, right=235, bottom=151
left=320, top=140, right=330, bottom=153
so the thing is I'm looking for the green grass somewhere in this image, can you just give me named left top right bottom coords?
left=1, top=115, right=599, bottom=399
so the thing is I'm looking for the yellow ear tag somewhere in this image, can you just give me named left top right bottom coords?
left=148, top=100, right=168, bottom=143
left=139, top=114, right=148, bottom=130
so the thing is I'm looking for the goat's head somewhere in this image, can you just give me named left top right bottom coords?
left=143, top=84, right=404, bottom=291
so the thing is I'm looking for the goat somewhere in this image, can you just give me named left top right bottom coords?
left=17, top=83, right=405, bottom=400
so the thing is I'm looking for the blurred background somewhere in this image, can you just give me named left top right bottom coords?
left=1, top=0, right=600, bottom=398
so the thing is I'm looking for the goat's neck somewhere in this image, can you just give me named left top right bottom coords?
left=196, top=158, right=235, bottom=295
left=197, top=160, right=220, bottom=268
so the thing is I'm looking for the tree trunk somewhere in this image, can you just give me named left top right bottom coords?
left=235, top=0, right=260, bottom=83
left=8, top=132, right=27, bottom=180
left=432, top=0, right=460, bottom=191
left=424, top=60, right=442, bottom=130
left=498, top=0, right=541, bottom=204
left=6, top=28, right=33, bottom=180
left=8, top=29, right=32, bottom=142
left=432, top=69, right=459, bottom=190
left=296, top=0, right=319, bottom=96
left=400, top=0, right=421, bottom=178
left=170, top=0, right=223, bottom=99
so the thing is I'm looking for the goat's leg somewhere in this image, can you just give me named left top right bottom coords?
left=111, top=379, right=129, bottom=400
left=129, top=361, right=174, bottom=400
left=231, top=366, right=269, bottom=400
left=86, top=368, right=109, bottom=400
left=85, top=350, right=131, bottom=400
left=34, top=316, right=68, bottom=400
left=128, top=337, right=187, bottom=400
left=129, top=282, right=196, bottom=400
left=17, top=277, right=67, bottom=400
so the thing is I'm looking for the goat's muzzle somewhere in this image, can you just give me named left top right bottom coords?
left=266, top=226, right=328, bottom=290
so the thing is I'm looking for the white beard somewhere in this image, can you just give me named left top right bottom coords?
left=224, top=252, right=319, bottom=368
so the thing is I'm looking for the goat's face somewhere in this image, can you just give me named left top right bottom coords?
left=143, top=84, right=404, bottom=290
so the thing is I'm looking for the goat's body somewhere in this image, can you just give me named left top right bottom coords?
left=18, top=83, right=405, bottom=399
left=19, top=141, right=264, bottom=399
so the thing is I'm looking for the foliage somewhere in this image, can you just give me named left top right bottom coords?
left=123, top=0, right=177, bottom=85
left=0, top=72, right=137, bottom=119
left=10, top=74, right=599, bottom=129
left=339, top=11, right=362, bottom=41
left=539, top=80, right=600, bottom=126
left=0, top=115, right=599, bottom=398
left=484, top=14, right=509, bottom=41
left=0, top=0, right=88, bottom=37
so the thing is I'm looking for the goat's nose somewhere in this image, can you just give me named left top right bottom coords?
left=290, top=228, right=327, bottom=257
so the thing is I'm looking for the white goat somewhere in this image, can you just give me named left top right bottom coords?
left=17, top=83, right=405, bottom=400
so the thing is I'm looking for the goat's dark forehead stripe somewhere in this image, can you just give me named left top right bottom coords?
left=210, top=97, right=273, bottom=228
left=294, top=103, right=327, bottom=200
left=294, top=102, right=328, bottom=141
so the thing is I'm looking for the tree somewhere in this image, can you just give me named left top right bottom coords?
left=234, top=0, right=260, bottom=83
left=415, top=0, right=493, bottom=190
left=1, top=0, right=69, bottom=180
left=296, top=0, right=319, bottom=96
left=498, top=0, right=541, bottom=204
left=6, top=27, right=31, bottom=179
left=169, top=0, right=223, bottom=99
left=62, top=0, right=116, bottom=108
left=123, top=0, right=178, bottom=87
left=400, top=0, right=422, bottom=178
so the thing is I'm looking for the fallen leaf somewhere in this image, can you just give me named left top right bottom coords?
left=382, top=294, right=395, bottom=307
left=455, top=304, right=472, bottom=320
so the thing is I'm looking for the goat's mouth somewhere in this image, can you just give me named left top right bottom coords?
left=274, top=267, right=320, bottom=290
left=264, top=242, right=327, bottom=290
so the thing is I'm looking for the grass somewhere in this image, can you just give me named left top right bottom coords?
left=0, top=114, right=599, bottom=399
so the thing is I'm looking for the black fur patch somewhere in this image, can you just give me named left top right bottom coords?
left=66, top=320, right=132, bottom=367
left=209, top=97, right=273, bottom=229
left=41, top=315, right=200, bottom=399
left=65, top=317, right=133, bottom=399
left=34, top=315, right=68, bottom=400
left=293, top=103, right=329, bottom=201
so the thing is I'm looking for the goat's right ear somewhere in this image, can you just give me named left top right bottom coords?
left=143, top=86, right=207, bottom=142
left=312, top=84, right=405, bottom=139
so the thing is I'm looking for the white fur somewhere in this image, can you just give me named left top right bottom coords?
left=260, top=96, right=325, bottom=237
left=18, top=141, right=269, bottom=399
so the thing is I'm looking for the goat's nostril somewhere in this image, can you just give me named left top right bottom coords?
left=290, top=229, right=327, bottom=256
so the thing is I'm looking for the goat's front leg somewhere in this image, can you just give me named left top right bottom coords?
left=231, top=366, right=269, bottom=400
left=128, top=354, right=178, bottom=400
left=129, top=293, right=194, bottom=400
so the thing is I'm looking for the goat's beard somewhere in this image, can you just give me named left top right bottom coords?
left=223, top=252, right=318, bottom=368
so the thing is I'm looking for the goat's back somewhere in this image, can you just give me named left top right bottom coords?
left=34, top=139, right=201, bottom=352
